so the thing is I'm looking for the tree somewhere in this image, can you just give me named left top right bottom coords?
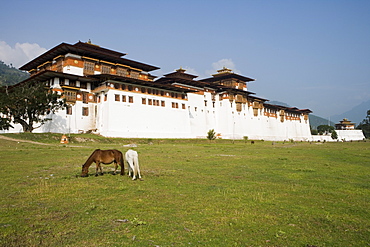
left=207, top=129, right=216, bottom=141
left=0, top=60, right=29, bottom=86
left=331, top=130, right=338, bottom=140
left=0, top=81, right=65, bottom=132
left=356, top=110, right=370, bottom=138
left=317, top=125, right=335, bottom=135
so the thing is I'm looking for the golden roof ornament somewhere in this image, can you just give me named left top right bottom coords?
left=176, top=67, right=186, bottom=73
left=217, top=67, right=233, bottom=74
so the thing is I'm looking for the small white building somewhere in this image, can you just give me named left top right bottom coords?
left=335, top=118, right=365, bottom=141
left=310, top=118, right=365, bottom=142
left=3, top=41, right=314, bottom=141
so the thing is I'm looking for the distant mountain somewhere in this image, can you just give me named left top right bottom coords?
left=309, top=115, right=335, bottom=129
left=268, top=101, right=290, bottom=107
left=330, top=100, right=370, bottom=126
left=269, top=100, right=334, bottom=129
left=0, top=61, right=29, bottom=86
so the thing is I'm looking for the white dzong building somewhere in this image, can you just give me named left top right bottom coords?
left=5, top=41, right=313, bottom=141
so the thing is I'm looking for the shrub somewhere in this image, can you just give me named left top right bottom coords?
left=207, top=129, right=216, bottom=141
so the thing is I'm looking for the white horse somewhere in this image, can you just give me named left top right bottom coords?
left=125, top=149, right=142, bottom=180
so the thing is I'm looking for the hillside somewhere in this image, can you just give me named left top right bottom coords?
left=0, top=61, right=29, bottom=86
left=330, top=99, right=370, bottom=126
left=309, top=115, right=335, bottom=129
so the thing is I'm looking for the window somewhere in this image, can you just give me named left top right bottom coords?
left=56, top=62, right=63, bottom=73
left=82, top=92, right=88, bottom=103
left=142, top=98, right=146, bottom=104
left=80, top=82, right=87, bottom=89
left=101, top=65, right=110, bottom=74
left=161, top=101, right=165, bottom=107
left=66, top=105, right=72, bottom=115
left=182, top=104, right=186, bottom=109
left=69, top=80, right=76, bottom=87
left=129, top=96, right=133, bottom=103
left=117, top=67, right=128, bottom=77
left=148, top=99, right=152, bottom=105
left=104, top=94, right=107, bottom=101
left=131, top=71, right=139, bottom=79
left=82, top=107, right=89, bottom=116
left=115, top=94, right=120, bottom=101
left=59, top=78, right=65, bottom=86
left=65, top=90, right=76, bottom=102
left=122, top=95, right=126, bottom=102
left=84, top=61, right=95, bottom=75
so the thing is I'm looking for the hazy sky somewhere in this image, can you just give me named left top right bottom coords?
left=1, top=0, right=369, bottom=118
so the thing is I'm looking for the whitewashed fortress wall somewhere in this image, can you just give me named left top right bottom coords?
left=2, top=41, right=317, bottom=141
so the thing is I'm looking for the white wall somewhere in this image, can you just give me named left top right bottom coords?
left=0, top=76, right=313, bottom=141
left=96, top=89, right=192, bottom=138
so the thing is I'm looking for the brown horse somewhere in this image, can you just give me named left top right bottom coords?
left=81, top=149, right=124, bottom=177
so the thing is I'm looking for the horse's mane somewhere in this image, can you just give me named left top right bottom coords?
left=83, top=149, right=101, bottom=167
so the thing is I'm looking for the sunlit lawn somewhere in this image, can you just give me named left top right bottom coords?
left=0, top=134, right=369, bottom=246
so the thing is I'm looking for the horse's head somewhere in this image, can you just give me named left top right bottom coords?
left=81, top=164, right=88, bottom=177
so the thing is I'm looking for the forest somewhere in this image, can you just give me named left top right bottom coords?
left=0, top=60, right=29, bottom=86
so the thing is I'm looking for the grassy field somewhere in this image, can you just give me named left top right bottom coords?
left=0, top=133, right=369, bottom=247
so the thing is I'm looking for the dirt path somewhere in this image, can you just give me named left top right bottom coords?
left=0, top=135, right=50, bottom=145
left=0, top=135, right=92, bottom=148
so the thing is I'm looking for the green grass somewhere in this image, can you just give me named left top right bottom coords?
left=0, top=133, right=369, bottom=246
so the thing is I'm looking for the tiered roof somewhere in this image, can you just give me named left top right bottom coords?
left=19, top=41, right=159, bottom=72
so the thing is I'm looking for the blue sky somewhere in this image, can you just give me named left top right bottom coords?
left=1, top=0, right=369, bottom=118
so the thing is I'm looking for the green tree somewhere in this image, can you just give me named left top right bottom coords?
left=317, top=125, right=335, bottom=135
left=356, top=110, right=370, bottom=138
left=0, top=60, right=29, bottom=86
left=0, top=81, right=65, bottom=132
left=207, top=129, right=216, bottom=141
left=331, top=130, right=338, bottom=140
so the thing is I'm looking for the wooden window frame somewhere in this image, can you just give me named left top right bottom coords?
left=82, top=107, right=89, bottom=116
left=66, top=105, right=72, bottom=115
left=80, top=82, right=87, bottom=89
left=83, top=61, right=95, bottom=75
left=115, top=94, right=120, bottom=101
left=101, top=65, right=111, bottom=74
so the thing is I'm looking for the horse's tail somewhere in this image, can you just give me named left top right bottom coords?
left=118, top=150, right=124, bottom=175
left=81, top=149, right=100, bottom=176
left=133, top=151, right=139, bottom=178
